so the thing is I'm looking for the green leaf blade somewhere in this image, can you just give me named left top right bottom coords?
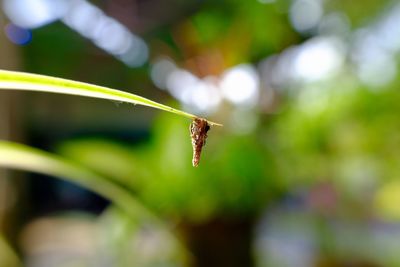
left=0, top=69, right=222, bottom=126
left=0, top=140, right=149, bottom=220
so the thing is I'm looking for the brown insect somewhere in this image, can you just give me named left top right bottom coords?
left=190, top=118, right=210, bottom=167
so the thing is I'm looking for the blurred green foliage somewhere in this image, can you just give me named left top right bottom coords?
left=4, top=0, right=400, bottom=265
left=59, top=112, right=283, bottom=223
left=276, top=84, right=400, bottom=181
left=57, top=79, right=400, bottom=222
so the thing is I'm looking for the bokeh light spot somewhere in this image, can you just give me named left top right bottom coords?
left=290, top=0, right=323, bottom=32
left=292, top=37, right=345, bottom=82
left=3, top=0, right=68, bottom=29
left=151, top=58, right=177, bottom=90
left=61, top=0, right=148, bottom=67
left=4, top=23, right=32, bottom=45
left=220, top=64, right=260, bottom=107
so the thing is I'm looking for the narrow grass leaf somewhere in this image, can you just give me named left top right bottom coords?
left=0, top=70, right=222, bottom=126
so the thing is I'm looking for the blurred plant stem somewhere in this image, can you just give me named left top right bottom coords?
left=0, top=8, right=25, bottom=252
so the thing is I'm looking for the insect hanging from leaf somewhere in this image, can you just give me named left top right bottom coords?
left=190, top=118, right=210, bottom=167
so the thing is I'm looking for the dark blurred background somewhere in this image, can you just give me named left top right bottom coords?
left=2, top=0, right=400, bottom=266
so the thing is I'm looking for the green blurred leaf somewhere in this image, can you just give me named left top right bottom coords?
left=0, top=140, right=151, bottom=222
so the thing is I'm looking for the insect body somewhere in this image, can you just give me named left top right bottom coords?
left=190, top=118, right=210, bottom=167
